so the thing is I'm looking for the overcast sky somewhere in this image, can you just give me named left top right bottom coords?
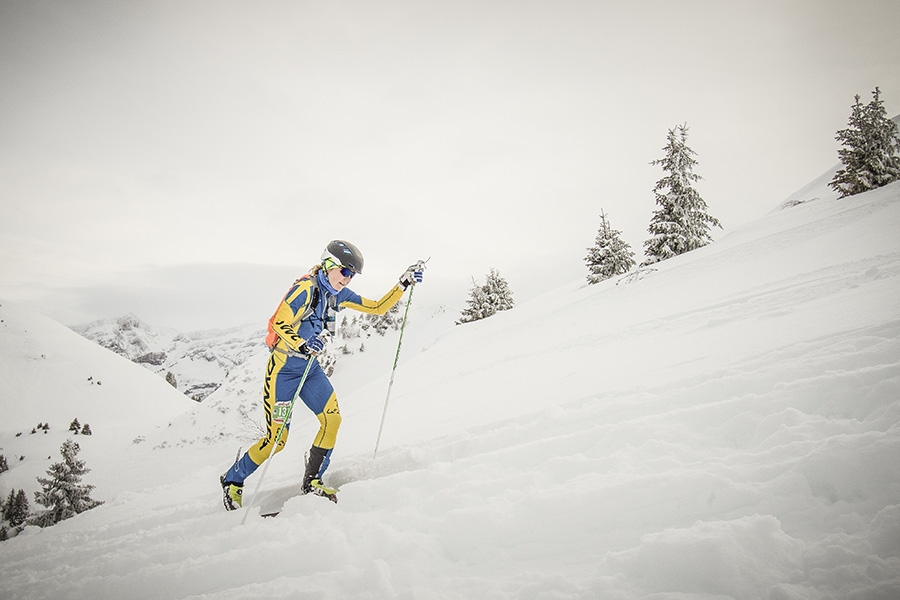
left=2, top=0, right=899, bottom=330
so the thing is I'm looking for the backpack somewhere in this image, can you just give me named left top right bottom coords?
left=265, top=275, right=319, bottom=351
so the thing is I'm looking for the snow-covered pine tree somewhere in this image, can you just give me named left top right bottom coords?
left=585, top=209, right=636, bottom=284
left=29, top=439, right=103, bottom=527
left=338, top=314, right=361, bottom=340
left=0, top=453, right=8, bottom=474
left=457, top=277, right=490, bottom=324
left=829, top=87, right=900, bottom=198
left=457, top=268, right=515, bottom=324
left=643, top=124, right=722, bottom=265
left=318, top=344, right=338, bottom=377
left=12, top=489, right=28, bottom=527
left=69, top=418, right=81, bottom=433
left=2, top=489, right=29, bottom=528
left=2, top=489, right=13, bottom=521
left=366, top=301, right=403, bottom=336
left=483, top=268, right=515, bottom=313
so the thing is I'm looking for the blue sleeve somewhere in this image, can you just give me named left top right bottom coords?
left=336, top=288, right=362, bottom=311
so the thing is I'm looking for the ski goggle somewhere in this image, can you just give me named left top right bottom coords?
left=323, top=257, right=356, bottom=278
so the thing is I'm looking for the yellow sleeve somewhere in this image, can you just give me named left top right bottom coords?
left=271, top=278, right=316, bottom=352
left=340, top=284, right=406, bottom=315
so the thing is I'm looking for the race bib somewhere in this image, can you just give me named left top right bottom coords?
left=272, top=400, right=292, bottom=424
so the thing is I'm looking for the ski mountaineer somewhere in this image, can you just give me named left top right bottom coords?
left=220, top=240, right=424, bottom=509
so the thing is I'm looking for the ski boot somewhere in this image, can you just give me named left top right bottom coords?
left=220, top=475, right=243, bottom=511
left=302, top=446, right=339, bottom=503
left=302, top=478, right=339, bottom=503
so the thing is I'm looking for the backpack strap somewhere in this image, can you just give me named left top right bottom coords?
left=266, top=275, right=320, bottom=353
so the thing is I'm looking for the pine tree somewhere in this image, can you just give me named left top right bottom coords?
left=643, top=124, right=722, bottom=265
left=0, top=453, right=8, bottom=474
left=367, top=301, right=403, bottom=336
left=829, top=87, right=900, bottom=198
left=3, top=489, right=29, bottom=528
left=585, top=210, right=636, bottom=284
left=483, top=269, right=515, bottom=313
left=338, top=314, right=361, bottom=340
left=457, top=268, right=515, bottom=324
left=12, top=489, right=29, bottom=527
left=2, top=489, right=13, bottom=521
left=30, top=439, right=103, bottom=527
left=458, top=278, right=490, bottom=324
left=69, top=418, right=81, bottom=434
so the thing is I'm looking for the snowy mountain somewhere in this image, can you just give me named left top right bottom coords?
left=1, top=178, right=899, bottom=599
left=0, top=303, right=193, bottom=510
left=72, top=315, right=267, bottom=401
left=71, top=304, right=417, bottom=403
left=70, top=314, right=178, bottom=363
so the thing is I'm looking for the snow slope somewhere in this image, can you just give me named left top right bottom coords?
left=0, top=304, right=194, bottom=514
left=0, top=303, right=193, bottom=439
left=1, top=181, right=899, bottom=599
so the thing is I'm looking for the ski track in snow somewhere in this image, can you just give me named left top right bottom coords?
left=2, top=183, right=900, bottom=599
left=4, top=318, right=899, bottom=599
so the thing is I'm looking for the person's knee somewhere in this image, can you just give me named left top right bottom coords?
left=247, top=427, right=288, bottom=464
left=328, top=411, right=342, bottom=436
left=315, top=393, right=342, bottom=448
left=273, top=429, right=289, bottom=454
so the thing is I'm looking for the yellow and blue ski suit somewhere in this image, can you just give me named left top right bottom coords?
left=224, top=269, right=406, bottom=486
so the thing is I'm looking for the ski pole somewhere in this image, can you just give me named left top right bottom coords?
left=241, top=355, right=314, bottom=524
left=373, top=260, right=425, bottom=459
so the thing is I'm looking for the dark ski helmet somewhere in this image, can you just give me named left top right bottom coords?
left=321, top=240, right=364, bottom=274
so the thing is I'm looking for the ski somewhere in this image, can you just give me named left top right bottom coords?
left=259, top=481, right=339, bottom=517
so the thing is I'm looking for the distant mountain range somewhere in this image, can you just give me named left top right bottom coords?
left=69, top=304, right=422, bottom=402
left=71, top=315, right=266, bottom=401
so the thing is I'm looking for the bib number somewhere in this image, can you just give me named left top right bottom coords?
left=272, top=401, right=292, bottom=424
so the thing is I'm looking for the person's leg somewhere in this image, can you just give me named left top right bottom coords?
left=302, top=393, right=342, bottom=487
left=221, top=353, right=307, bottom=508
left=297, top=370, right=342, bottom=488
